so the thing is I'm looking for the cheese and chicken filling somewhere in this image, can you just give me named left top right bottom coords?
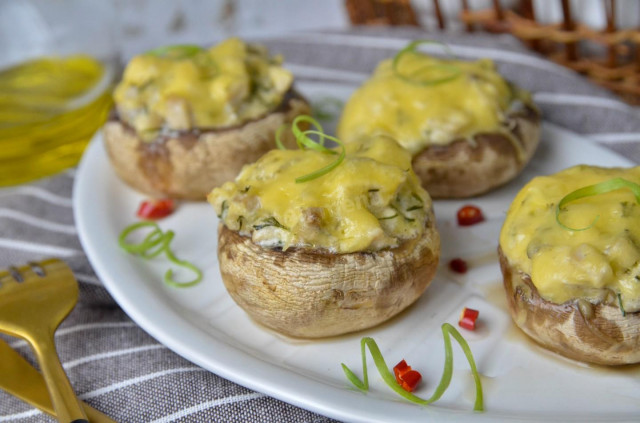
left=113, top=38, right=293, bottom=137
left=500, top=165, right=640, bottom=312
left=208, top=136, right=431, bottom=253
left=337, top=54, right=530, bottom=156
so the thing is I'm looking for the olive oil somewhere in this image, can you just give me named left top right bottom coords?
left=0, top=55, right=113, bottom=186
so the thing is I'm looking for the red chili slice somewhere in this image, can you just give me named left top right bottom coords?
left=449, top=258, right=468, bottom=274
left=136, top=199, right=175, bottom=220
left=459, top=307, right=480, bottom=331
left=457, top=205, right=485, bottom=226
left=393, top=359, right=410, bottom=380
left=399, top=370, right=422, bottom=392
left=393, top=359, right=422, bottom=392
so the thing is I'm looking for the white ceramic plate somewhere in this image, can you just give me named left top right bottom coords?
left=74, top=82, right=640, bottom=423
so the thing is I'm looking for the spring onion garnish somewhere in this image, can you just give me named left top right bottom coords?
left=392, top=40, right=461, bottom=86
left=119, top=221, right=203, bottom=288
left=617, top=293, right=627, bottom=317
left=341, top=323, right=484, bottom=412
left=556, top=178, right=640, bottom=231
left=145, top=44, right=204, bottom=59
left=388, top=204, right=415, bottom=223
left=275, top=115, right=346, bottom=183
left=253, top=217, right=289, bottom=231
left=217, top=200, right=228, bottom=219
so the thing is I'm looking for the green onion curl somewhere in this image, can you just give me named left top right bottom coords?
left=341, top=323, right=483, bottom=412
left=392, top=40, right=461, bottom=86
left=119, top=221, right=202, bottom=287
left=145, top=44, right=204, bottom=59
left=275, top=124, right=288, bottom=150
left=275, top=115, right=346, bottom=183
left=556, top=177, right=640, bottom=231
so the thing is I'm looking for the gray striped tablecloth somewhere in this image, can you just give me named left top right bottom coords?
left=1, top=27, right=639, bottom=422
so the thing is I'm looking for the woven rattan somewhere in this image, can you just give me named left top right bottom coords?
left=346, top=0, right=640, bottom=103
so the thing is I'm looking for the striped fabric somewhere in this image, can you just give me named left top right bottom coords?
left=1, top=28, right=639, bottom=422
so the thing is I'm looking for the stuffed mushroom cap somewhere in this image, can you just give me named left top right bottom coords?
left=337, top=48, right=540, bottom=198
left=104, top=38, right=310, bottom=199
left=113, top=38, right=294, bottom=135
left=499, top=165, right=640, bottom=365
left=208, top=134, right=440, bottom=337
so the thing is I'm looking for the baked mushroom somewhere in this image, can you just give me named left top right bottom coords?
left=208, top=127, right=440, bottom=338
left=104, top=38, right=310, bottom=200
left=337, top=41, right=540, bottom=199
left=499, top=165, right=640, bottom=365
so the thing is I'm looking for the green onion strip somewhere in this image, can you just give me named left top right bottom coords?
left=341, top=323, right=484, bottom=412
left=145, top=44, right=204, bottom=59
left=118, top=221, right=203, bottom=288
left=617, top=293, right=627, bottom=317
left=392, top=40, right=461, bottom=86
left=275, top=115, right=346, bottom=183
left=556, top=177, right=640, bottom=231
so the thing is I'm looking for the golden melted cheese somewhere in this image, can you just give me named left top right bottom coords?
left=113, top=38, right=292, bottom=136
left=208, top=136, right=431, bottom=253
left=500, top=165, right=640, bottom=312
left=337, top=54, right=525, bottom=155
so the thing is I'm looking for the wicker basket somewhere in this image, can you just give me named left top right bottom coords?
left=345, top=0, right=640, bottom=104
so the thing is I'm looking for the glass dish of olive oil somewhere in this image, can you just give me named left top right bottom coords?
left=0, top=56, right=113, bottom=186
left=0, top=0, right=117, bottom=186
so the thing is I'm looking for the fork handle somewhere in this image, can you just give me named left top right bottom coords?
left=30, top=332, right=89, bottom=423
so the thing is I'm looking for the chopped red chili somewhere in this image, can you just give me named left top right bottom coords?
left=457, top=205, right=485, bottom=226
left=459, top=307, right=479, bottom=331
left=393, top=359, right=409, bottom=379
left=136, top=199, right=175, bottom=220
left=399, top=370, right=422, bottom=392
left=393, top=359, right=422, bottom=392
left=449, top=258, right=468, bottom=274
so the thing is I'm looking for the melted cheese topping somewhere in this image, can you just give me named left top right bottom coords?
left=337, top=55, right=525, bottom=155
left=208, top=136, right=431, bottom=253
left=500, top=165, right=640, bottom=312
left=113, top=38, right=292, bottom=136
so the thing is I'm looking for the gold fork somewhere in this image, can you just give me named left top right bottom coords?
left=0, top=259, right=88, bottom=423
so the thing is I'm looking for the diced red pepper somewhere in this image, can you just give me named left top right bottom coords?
left=399, top=370, right=422, bottom=392
left=393, top=359, right=409, bottom=380
left=457, top=205, right=485, bottom=226
left=459, top=307, right=480, bottom=331
left=393, top=359, right=422, bottom=392
left=136, top=198, right=175, bottom=220
left=449, top=258, right=468, bottom=274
